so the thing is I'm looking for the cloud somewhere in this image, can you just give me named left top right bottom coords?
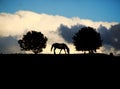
left=58, top=24, right=85, bottom=43
left=0, top=10, right=117, bottom=37
left=0, top=36, right=24, bottom=54
left=0, top=10, right=119, bottom=54
left=59, top=23, right=120, bottom=55
left=98, top=24, right=120, bottom=55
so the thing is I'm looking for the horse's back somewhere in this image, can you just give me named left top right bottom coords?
left=52, top=43, right=66, bottom=48
left=52, top=43, right=64, bottom=46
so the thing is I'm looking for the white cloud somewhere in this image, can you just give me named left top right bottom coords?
left=0, top=10, right=119, bottom=54
left=70, top=17, right=118, bottom=29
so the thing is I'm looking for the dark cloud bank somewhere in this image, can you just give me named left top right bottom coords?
left=0, top=36, right=24, bottom=54
left=58, top=24, right=85, bottom=43
left=98, top=24, right=120, bottom=50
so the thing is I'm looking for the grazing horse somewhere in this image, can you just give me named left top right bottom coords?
left=51, top=43, right=70, bottom=54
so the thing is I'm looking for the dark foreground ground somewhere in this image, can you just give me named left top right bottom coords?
left=0, top=53, right=120, bottom=64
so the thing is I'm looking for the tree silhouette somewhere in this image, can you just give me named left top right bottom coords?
left=73, top=27, right=102, bottom=53
left=18, top=30, right=48, bottom=54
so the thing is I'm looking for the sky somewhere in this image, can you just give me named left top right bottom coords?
left=0, top=0, right=120, bottom=22
left=0, top=0, right=120, bottom=55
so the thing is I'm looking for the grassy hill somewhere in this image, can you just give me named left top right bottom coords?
left=0, top=53, right=120, bottom=64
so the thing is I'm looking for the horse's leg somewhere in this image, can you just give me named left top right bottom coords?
left=64, top=49, right=66, bottom=54
left=84, top=51, right=86, bottom=54
left=54, top=48, right=56, bottom=54
left=59, top=49, right=62, bottom=54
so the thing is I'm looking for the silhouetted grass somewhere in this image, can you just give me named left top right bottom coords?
left=0, top=53, right=120, bottom=64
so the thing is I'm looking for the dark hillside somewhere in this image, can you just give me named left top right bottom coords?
left=0, top=53, right=120, bottom=64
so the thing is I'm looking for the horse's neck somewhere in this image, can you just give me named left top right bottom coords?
left=65, top=45, right=69, bottom=49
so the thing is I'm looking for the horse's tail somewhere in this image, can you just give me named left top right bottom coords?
left=51, top=44, right=54, bottom=52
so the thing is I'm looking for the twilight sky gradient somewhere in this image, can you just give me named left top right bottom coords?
left=0, top=0, right=120, bottom=22
left=0, top=0, right=120, bottom=54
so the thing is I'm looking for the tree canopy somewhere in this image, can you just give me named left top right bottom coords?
left=73, top=27, right=102, bottom=53
left=18, top=30, right=48, bottom=54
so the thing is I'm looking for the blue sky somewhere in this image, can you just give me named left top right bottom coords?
left=0, top=0, right=120, bottom=22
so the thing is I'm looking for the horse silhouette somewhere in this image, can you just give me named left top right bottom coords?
left=51, top=43, right=70, bottom=54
